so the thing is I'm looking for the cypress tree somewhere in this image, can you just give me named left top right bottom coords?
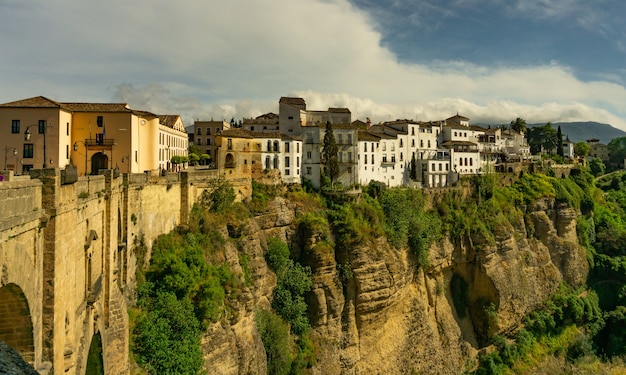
left=321, top=121, right=339, bottom=189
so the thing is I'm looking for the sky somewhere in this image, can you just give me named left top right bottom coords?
left=1, top=0, right=626, bottom=131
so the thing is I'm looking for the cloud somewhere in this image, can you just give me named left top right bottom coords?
left=1, top=0, right=626, bottom=132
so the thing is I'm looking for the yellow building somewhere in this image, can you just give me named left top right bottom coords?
left=0, top=96, right=188, bottom=176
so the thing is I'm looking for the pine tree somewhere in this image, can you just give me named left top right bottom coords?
left=321, top=121, right=339, bottom=189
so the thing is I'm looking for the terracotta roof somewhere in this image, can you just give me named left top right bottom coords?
left=0, top=96, right=62, bottom=108
left=221, top=129, right=282, bottom=139
left=328, top=107, right=351, bottom=113
left=61, top=102, right=132, bottom=112
left=358, top=131, right=381, bottom=142
left=256, top=112, right=278, bottom=119
left=279, top=97, right=306, bottom=106
left=442, top=140, right=478, bottom=146
left=446, top=114, right=470, bottom=122
left=158, top=115, right=181, bottom=128
left=281, top=134, right=303, bottom=141
left=221, top=129, right=254, bottom=139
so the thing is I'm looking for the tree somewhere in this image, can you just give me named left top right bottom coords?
left=574, top=142, right=590, bottom=161
left=589, top=157, right=606, bottom=177
left=188, top=153, right=199, bottom=165
left=510, top=117, right=527, bottom=134
left=410, top=154, right=418, bottom=180
left=526, top=122, right=558, bottom=155
left=556, top=126, right=564, bottom=158
left=321, top=121, right=339, bottom=189
left=608, top=136, right=626, bottom=166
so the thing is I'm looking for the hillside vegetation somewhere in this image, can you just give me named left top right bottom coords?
left=129, top=169, right=626, bottom=374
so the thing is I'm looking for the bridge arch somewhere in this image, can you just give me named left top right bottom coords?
left=85, top=331, right=104, bottom=375
left=0, top=283, right=34, bottom=363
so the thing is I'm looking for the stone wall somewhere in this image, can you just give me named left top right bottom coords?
left=0, top=168, right=251, bottom=375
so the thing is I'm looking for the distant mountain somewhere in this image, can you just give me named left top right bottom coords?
left=527, top=122, right=626, bottom=145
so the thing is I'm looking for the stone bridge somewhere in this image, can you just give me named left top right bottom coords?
left=0, top=168, right=250, bottom=374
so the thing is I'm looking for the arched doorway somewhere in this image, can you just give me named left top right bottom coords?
left=85, top=332, right=104, bottom=375
left=0, top=284, right=34, bottom=364
left=91, top=152, right=108, bottom=175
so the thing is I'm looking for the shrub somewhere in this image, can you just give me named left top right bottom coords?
left=256, top=309, right=294, bottom=375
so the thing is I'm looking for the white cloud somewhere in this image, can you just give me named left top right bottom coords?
left=1, top=0, right=626, bottom=131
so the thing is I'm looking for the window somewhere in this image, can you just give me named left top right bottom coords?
left=97, top=116, right=104, bottom=128
left=400, top=152, right=403, bottom=161
left=297, top=143, right=300, bottom=153
left=196, top=138, right=202, bottom=145
left=96, top=133, right=104, bottom=145
left=251, top=126, right=255, bottom=131
left=371, top=155, right=374, bottom=164
left=364, top=154, right=368, bottom=164
left=66, top=145, right=69, bottom=159
left=431, top=163, right=435, bottom=171
left=439, top=163, right=442, bottom=171
left=297, top=157, right=300, bottom=166
left=285, top=156, right=290, bottom=168
left=273, top=141, right=279, bottom=152
left=382, top=154, right=387, bottom=163
left=420, top=140, right=423, bottom=147
left=382, top=142, right=386, bottom=151
left=23, top=144, right=33, bottom=158
left=38, top=120, right=46, bottom=134
left=454, top=132, right=457, bottom=137
left=207, top=128, right=211, bottom=135
left=469, top=158, right=473, bottom=166
left=285, top=142, right=290, bottom=152
left=11, top=120, right=20, bottom=133
left=400, top=139, right=403, bottom=147
left=288, top=116, right=293, bottom=120
left=371, top=143, right=374, bottom=152
left=412, top=128, right=415, bottom=135
left=285, top=169, right=290, bottom=175
left=428, top=140, right=431, bottom=148
left=196, top=128, right=202, bottom=135
left=266, top=156, right=271, bottom=169
left=306, top=166, right=312, bottom=175
left=348, top=152, right=352, bottom=162
left=364, top=143, right=367, bottom=152
left=227, top=139, right=233, bottom=150
left=66, top=123, right=69, bottom=136
left=347, top=134, right=352, bottom=144
left=307, top=151, right=312, bottom=159
left=411, top=139, right=415, bottom=147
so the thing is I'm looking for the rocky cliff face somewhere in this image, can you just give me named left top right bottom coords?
left=201, top=194, right=588, bottom=374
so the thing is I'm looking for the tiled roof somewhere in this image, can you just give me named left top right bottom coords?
left=328, top=107, right=351, bottom=113
left=279, top=97, right=306, bottom=106
left=446, top=114, right=470, bottom=122
left=221, top=129, right=282, bottom=139
left=357, top=131, right=381, bottom=142
left=0, top=96, right=62, bottom=108
left=256, top=112, right=278, bottom=119
left=442, top=140, right=478, bottom=146
left=281, top=134, right=303, bottom=141
left=62, top=102, right=132, bottom=112
left=158, top=115, right=181, bottom=128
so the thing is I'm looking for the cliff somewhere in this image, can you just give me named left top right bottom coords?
left=200, top=191, right=588, bottom=374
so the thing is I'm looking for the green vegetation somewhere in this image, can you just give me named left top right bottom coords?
left=321, top=121, right=339, bottom=189
left=130, top=165, right=626, bottom=374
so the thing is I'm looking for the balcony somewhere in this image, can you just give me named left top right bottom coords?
left=85, top=138, right=115, bottom=147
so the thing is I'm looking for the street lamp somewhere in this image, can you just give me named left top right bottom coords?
left=24, top=122, right=49, bottom=169
left=3, top=146, right=17, bottom=170
left=73, top=141, right=88, bottom=176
